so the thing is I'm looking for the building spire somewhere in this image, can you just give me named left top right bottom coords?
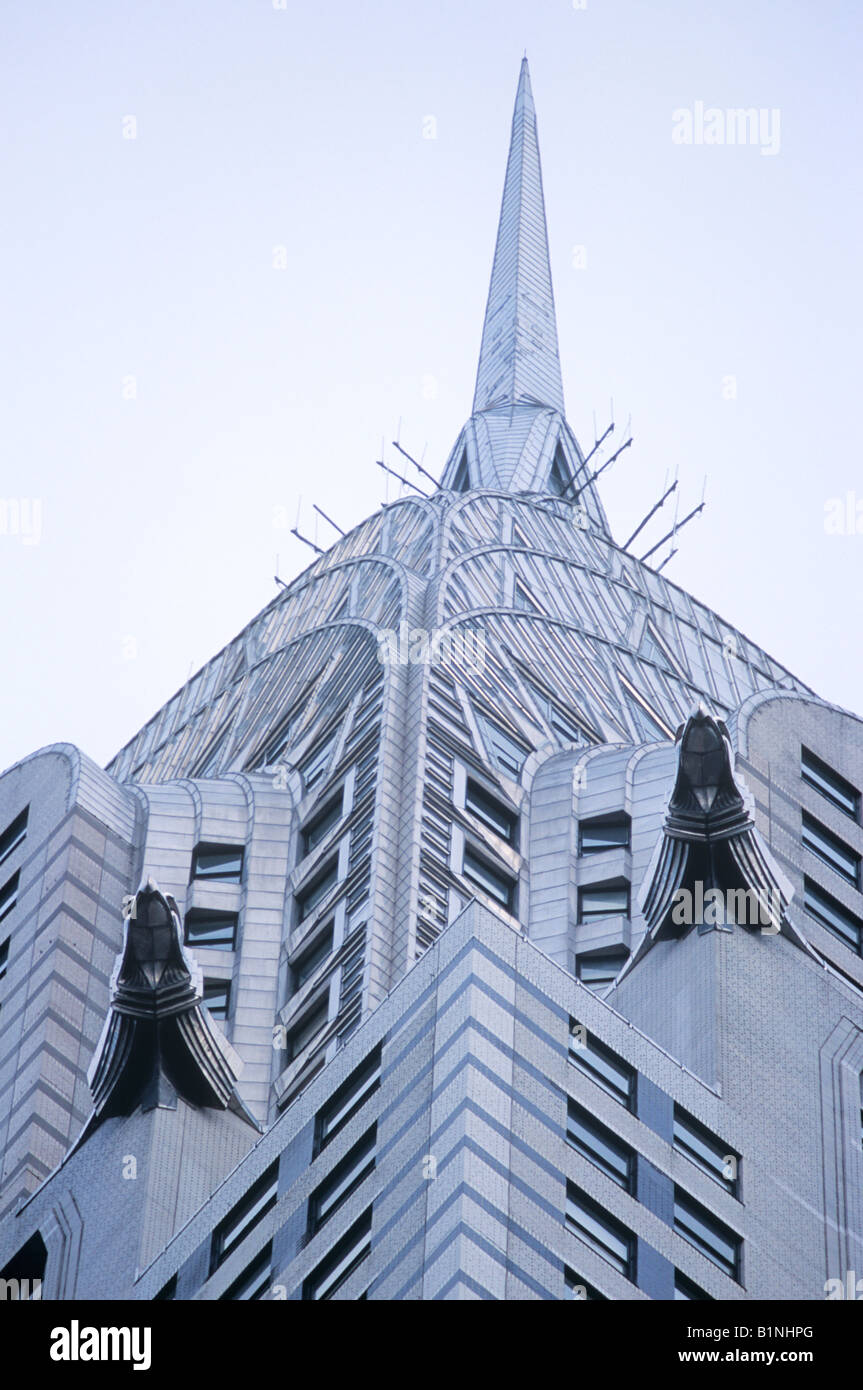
left=440, top=58, right=610, bottom=536
left=473, top=58, right=565, bottom=415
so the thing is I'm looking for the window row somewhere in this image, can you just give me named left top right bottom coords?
left=568, top=1021, right=739, bottom=1195
left=300, top=1049, right=383, bottom=1297
left=566, top=1099, right=738, bottom=1200
left=275, top=922, right=369, bottom=1068
left=565, top=1181, right=740, bottom=1286
left=292, top=787, right=633, bottom=938
left=576, top=841, right=632, bottom=989
left=204, top=1046, right=383, bottom=1300
left=798, top=750, right=863, bottom=957
left=307, top=1126, right=376, bottom=1235
left=0, top=809, right=29, bottom=999
left=303, top=1208, right=372, bottom=1301
left=0, top=806, right=28, bottom=868
left=210, top=1164, right=279, bottom=1276
left=290, top=774, right=523, bottom=937
left=566, top=1023, right=741, bottom=1286
left=568, top=1261, right=710, bottom=1300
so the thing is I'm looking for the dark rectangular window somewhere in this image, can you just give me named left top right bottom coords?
left=462, top=846, right=516, bottom=911
left=802, top=812, right=860, bottom=887
left=569, top=1021, right=635, bottom=1109
left=674, top=1270, right=713, bottom=1300
left=296, top=856, right=339, bottom=922
left=191, top=843, right=244, bottom=884
left=576, top=951, right=629, bottom=989
left=302, top=1207, right=372, bottom=1301
left=300, top=735, right=336, bottom=791
left=803, top=877, right=862, bottom=953
left=308, top=1126, right=376, bottom=1234
left=219, top=1241, right=272, bottom=1301
left=210, top=1163, right=278, bottom=1273
left=315, top=1046, right=382, bottom=1154
left=0, top=807, right=28, bottom=867
left=302, top=794, right=343, bottom=856
left=0, top=937, right=9, bottom=982
left=153, top=1274, right=177, bottom=1301
left=184, top=909, right=238, bottom=951
left=465, top=780, right=517, bottom=843
left=673, top=1188, right=741, bottom=1282
left=291, top=924, right=334, bottom=992
left=565, top=1184, right=635, bottom=1279
left=564, top=1266, right=607, bottom=1300
left=674, top=1107, right=739, bottom=1196
left=203, top=979, right=231, bottom=1021
left=578, top=883, right=630, bottom=921
left=802, top=747, right=859, bottom=820
left=0, top=872, right=20, bottom=927
left=579, top=815, right=630, bottom=855
left=288, top=995, right=329, bottom=1061
left=567, top=1101, right=634, bottom=1191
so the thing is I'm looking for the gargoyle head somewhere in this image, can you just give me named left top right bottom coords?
left=672, top=706, right=734, bottom=816
left=120, top=878, right=185, bottom=990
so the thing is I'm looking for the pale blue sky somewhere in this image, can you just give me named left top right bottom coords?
left=1, top=0, right=861, bottom=772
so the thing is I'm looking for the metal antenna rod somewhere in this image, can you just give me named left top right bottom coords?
left=576, top=436, right=635, bottom=494
left=622, top=480, right=678, bottom=551
left=654, top=548, right=678, bottom=575
left=640, top=500, right=705, bottom=563
left=579, top=421, right=615, bottom=472
left=290, top=527, right=324, bottom=556
left=392, top=440, right=438, bottom=488
left=312, top=504, right=345, bottom=536
left=376, top=460, right=428, bottom=497
left=561, top=422, right=614, bottom=499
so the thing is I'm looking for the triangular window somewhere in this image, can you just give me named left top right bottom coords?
left=246, top=711, right=293, bottom=771
left=476, top=713, right=530, bottom=779
left=226, top=650, right=245, bottom=685
left=452, top=450, right=471, bottom=492
left=513, top=580, right=540, bottom=612
left=618, top=673, right=674, bottom=741
left=193, top=724, right=233, bottom=778
left=299, top=732, right=337, bottom=791
left=639, top=622, right=683, bottom=678
left=521, top=673, right=596, bottom=746
left=548, top=444, right=571, bottom=497
left=639, top=629, right=666, bottom=667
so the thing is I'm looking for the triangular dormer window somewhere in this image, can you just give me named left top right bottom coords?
left=513, top=579, right=540, bottom=612
left=452, top=449, right=471, bottom=492
left=548, top=443, right=571, bottom=497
